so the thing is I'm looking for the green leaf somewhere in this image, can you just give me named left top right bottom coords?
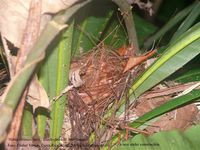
left=170, top=1, right=200, bottom=43
left=49, top=23, right=73, bottom=147
left=102, top=13, right=128, bottom=48
left=130, top=89, right=200, bottom=128
left=157, top=0, right=191, bottom=22
left=36, top=22, right=74, bottom=145
left=102, top=13, right=157, bottom=48
left=131, top=22, right=200, bottom=99
left=116, top=22, right=200, bottom=117
left=144, top=2, right=196, bottom=48
left=134, top=15, right=157, bottom=47
left=72, top=0, right=114, bottom=55
left=21, top=103, right=33, bottom=139
left=114, top=124, right=200, bottom=150
left=107, top=89, right=200, bottom=148
left=175, top=69, right=200, bottom=83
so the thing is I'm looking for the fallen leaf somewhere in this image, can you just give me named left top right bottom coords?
left=123, top=50, right=156, bottom=73
left=42, top=0, right=81, bottom=14
left=0, top=0, right=80, bottom=47
left=118, top=45, right=136, bottom=57
left=133, top=93, right=198, bottom=134
left=27, top=76, right=50, bottom=111
left=145, top=104, right=198, bottom=133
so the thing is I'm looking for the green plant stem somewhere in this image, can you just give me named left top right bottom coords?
left=112, top=0, right=139, bottom=54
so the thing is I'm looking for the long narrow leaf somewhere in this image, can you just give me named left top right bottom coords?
left=144, top=2, right=196, bottom=48
left=170, top=1, right=200, bottom=43
left=116, top=23, right=200, bottom=116
left=50, top=23, right=73, bottom=147
left=130, top=89, right=200, bottom=128
left=72, top=0, right=114, bottom=55
left=131, top=22, right=200, bottom=99
left=37, top=23, right=74, bottom=140
left=21, top=104, right=33, bottom=139
left=108, top=89, right=200, bottom=148
left=115, top=124, right=200, bottom=150
left=175, top=69, right=200, bottom=83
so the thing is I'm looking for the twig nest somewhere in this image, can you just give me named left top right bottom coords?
left=66, top=44, right=155, bottom=148
left=67, top=45, right=137, bottom=148
left=68, top=45, right=156, bottom=115
left=68, top=45, right=129, bottom=114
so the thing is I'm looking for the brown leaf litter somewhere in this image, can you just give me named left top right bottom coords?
left=132, top=89, right=199, bottom=134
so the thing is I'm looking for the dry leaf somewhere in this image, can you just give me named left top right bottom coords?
left=27, top=76, right=50, bottom=111
left=15, top=0, right=42, bottom=72
left=0, top=0, right=31, bottom=47
left=118, top=45, right=136, bottom=57
left=123, top=50, right=156, bottom=73
left=133, top=95, right=198, bottom=134
left=4, top=1, right=44, bottom=147
left=0, top=0, right=80, bottom=47
left=145, top=104, right=198, bottom=133
left=42, top=0, right=81, bottom=14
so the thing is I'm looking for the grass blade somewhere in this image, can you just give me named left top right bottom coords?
left=21, top=104, right=33, bottom=139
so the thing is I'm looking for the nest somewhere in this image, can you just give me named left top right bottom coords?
left=67, top=45, right=143, bottom=148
